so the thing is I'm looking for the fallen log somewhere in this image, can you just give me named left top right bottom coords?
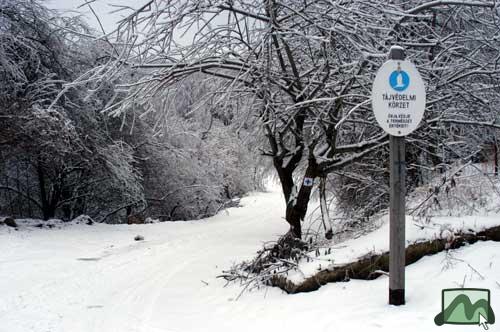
left=272, top=225, right=500, bottom=294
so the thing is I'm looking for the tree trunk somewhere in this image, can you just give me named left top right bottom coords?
left=494, top=140, right=498, bottom=176
left=274, top=159, right=294, bottom=202
left=36, top=160, right=55, bottom=220
left=284, top=160, right=318, bottom=239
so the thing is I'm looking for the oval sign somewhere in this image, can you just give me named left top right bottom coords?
left=371, top=60, right=426, bottom=136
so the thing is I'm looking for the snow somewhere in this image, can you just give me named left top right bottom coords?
left=290, top=163, right=500, bottom=282
left=1, top=189, right=499, bottom=332
left=289, top=214, right=500, bottom=283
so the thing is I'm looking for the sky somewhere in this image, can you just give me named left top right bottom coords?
left=46, top=0, right=142, bottom=34
left=46, top=0, right=228, bottom=46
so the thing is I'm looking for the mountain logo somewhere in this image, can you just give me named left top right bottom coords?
left=434, top=288, right=495, bottom=330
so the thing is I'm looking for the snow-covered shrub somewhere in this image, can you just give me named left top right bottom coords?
left=0, top=1, right=264, bottom=223
left=409, top=163, right=500, bottom=222
left=123, top=79, right=265, bottom=221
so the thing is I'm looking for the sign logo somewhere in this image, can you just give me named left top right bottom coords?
left=389, top=70, right=410, bottom=92
left=434, top=288, right=495, bottom=330
left=303, top=177, right=314, bottom=187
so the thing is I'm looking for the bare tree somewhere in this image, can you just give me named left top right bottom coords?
left=104, top=0, right=500, bottom=238
left=0, top=0, right=146, bottom=221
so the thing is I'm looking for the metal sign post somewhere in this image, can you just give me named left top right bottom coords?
left=389, top=132, right=406, bottom=304
left=388, top=47, right=406, bottom=306
left=371, top=46, right=426, bottom=306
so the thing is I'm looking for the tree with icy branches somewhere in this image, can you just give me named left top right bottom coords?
left=104, top=0, right=500, bottom=238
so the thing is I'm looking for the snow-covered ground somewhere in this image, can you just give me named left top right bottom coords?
left=1, top=189, right=499, bottom=332
left=290, top=164, right=500, bottom=283
left=288, top=213, right=500, bottom=283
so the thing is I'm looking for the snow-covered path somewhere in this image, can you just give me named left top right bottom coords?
left=0, top=191, right=287, bottom=332
left=1, top=190, right=499, bottom=332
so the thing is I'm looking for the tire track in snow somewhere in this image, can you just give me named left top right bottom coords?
left=88, top=230, right=234, bottom=332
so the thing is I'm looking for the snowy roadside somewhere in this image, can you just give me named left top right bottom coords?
left=0, top=189, right=499, bottom=332
left=286, top=213, right=500, bottom=284
left=286, top=164, right=500, bottom=283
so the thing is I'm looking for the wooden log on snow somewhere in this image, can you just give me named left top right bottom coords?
left=271, top=225, right=500, bottom=294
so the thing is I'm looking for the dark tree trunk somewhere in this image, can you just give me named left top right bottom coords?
left=37, top=160, right=56, bottom=220
left=284, top=160, right=318, bottom=239
left=273, top=159, right=294, bottom=203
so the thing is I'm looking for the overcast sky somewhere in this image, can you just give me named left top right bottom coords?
left=46, top=0, right=142, bottom=33
left=46, top=0, right=229, bottom=46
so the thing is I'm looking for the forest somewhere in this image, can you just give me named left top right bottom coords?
left=0, top=0, right=266, bottom=224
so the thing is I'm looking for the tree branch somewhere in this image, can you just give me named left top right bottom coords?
left=0, top=186, right=43, bottom=211
left=407, top=1, right=495, bottom=15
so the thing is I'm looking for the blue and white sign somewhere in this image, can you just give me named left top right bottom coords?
left=389, top=70, right=410, bottom=92
left=372, top=60, right=426, bottom=136
left=303, top=177, right=314, bottom=187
